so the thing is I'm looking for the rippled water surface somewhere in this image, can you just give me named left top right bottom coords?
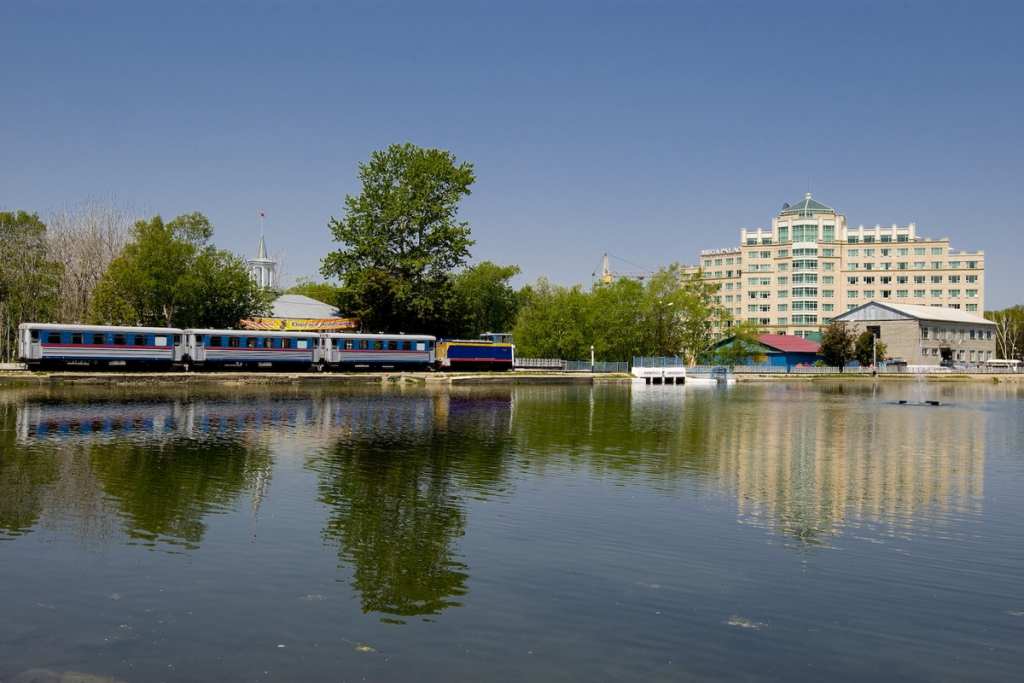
left=1, top=381, right=1022, bottom=682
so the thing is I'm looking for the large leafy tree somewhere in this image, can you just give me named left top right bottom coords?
left=320, top=143, right=476, bottom=335
left=818, top=321, right=857, bottom=369
left=0, top=211, right=61, bottom=362
left=450, top=261, right=522, bottom=338
left=88, top=212, right=271, bottom=328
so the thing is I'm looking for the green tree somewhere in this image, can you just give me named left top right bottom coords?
left=818, top=321, right=857, bottom=369
left=285, top=276, right=344, bottom=309
left=0, top=211, right=61, bottom=362
left=512, top=278, right=593, bottom=360
left=675, top=268, right=732, bottom=364
left=320, top=143, right=476, bottom=335
left=88, top=212, right=271, bottom=328
left=985, top=305, right=1024, bottom=360
left=451, top=261, right=522, bottom=338
left=713, top=320, right=766, bottom=367
left=855, top=330, right=887, bottom=367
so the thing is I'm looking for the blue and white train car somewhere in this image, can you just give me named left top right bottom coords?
left=183, top=329, right=319, bottom=370
left=18, top=323, right=184, bottom=369
left=322, top=333, right=436, bottom=370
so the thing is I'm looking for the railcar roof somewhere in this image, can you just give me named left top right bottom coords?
left=324, top=332, right=436, bottom=340
left=186, top=328, right=322, bottom=337
left=19, top=323, right=183, bottom=334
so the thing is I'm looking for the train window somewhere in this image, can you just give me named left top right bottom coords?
left=246, top=337, right=258, bottom=348
left=281, top=338, right=292, bottom=349
left=416, top=341, right=425, bottom=351
left=374, top=340, right=384, bottom=350
left=429, top=341, right=435, bottom=349
left=388, top=340, right=398, bottom=350
left=155, top=336, right=167, bottom=346
left=402, top=341, right=412, bottom=350
left=47, top=332, right=62, bottom=344
left=93, top=333, right=105, bottom=345
left=359, top=340, right=369, bottom=350
left=134, top=335, right=149, bottom=346
left=113, top=334, right=127, bottom=345
left=71, top=333, right=84, bottom=344
left=209, top=336, right=222, bottom=347
left=343, top=339, right=353, bottom=350
left=297, top=339, right=308, bottom=349
left=173, top=335, right=182, bottom=345
left=263, top=338, right=274, bottom=348
left=228, top=337, right=240, bottom=348
left=30, top=330, right=40, bottom=342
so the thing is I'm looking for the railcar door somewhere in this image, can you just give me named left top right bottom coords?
left=20, top=327, right=42, bottom=361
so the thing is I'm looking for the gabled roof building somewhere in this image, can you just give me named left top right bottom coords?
left=831, top=301, right=996, bottom=365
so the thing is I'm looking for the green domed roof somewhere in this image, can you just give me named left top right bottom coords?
left=780, top=194, right=834, bottom=217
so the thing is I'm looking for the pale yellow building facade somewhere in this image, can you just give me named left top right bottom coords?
left=693, top=195, right=985, bottom=341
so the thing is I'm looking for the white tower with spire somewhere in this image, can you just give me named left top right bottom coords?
left=247, top=212, right=276, bottom=290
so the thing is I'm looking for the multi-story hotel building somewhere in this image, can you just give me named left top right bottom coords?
left=692, top=195, right=985, bottom=341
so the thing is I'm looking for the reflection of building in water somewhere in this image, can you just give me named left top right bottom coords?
left=709, top=389, right=985, bottom=543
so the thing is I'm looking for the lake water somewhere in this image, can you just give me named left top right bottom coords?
left=1, top=380, right=1022, bottom=682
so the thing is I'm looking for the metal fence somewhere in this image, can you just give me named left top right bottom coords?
left=514, top=358, right=630, bottom=373
left=631, top=356, right=686, bottom=368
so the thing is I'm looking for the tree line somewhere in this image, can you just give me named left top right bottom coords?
left=0, top=200, right=270, bottom=362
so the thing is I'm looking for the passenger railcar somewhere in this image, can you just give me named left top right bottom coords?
left=322, top=333, right=436, bottom=370
left=435, top=339, right=514, bottom=371
left=18, top=323, right=184, bottom=369
left=183, top=329, right=319, bottom=370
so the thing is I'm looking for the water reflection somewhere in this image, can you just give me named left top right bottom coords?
left=308, top=387, right=513, bottom=623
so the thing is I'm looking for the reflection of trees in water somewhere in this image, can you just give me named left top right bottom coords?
left=311, top=390, right=512, bottom=622
left=0, top=390, right=273, bottom=551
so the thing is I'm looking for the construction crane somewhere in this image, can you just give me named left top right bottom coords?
left=592, top=253, right=653, bottom=284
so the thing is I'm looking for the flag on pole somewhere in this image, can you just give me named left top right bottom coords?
left=260, top=211, right=265, bottom=217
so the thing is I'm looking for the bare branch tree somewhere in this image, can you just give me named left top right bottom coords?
left=46, top=196, right=144, bottom=323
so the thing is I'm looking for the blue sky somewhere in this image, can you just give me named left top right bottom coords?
left=2, top=1, right=1022, bottom=308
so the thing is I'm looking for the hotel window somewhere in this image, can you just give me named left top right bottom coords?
left=822, top=225, right=835, bottom=242
left=931, top=275, right=943, bottom=284
left=777, top=277, right=788, bottom=285
left=949, top=304, right=961, bottom=309
left=822, top=276, right=834, bottom=284
left=931, top=289, right=943, bottom=298
left=948, top=275, right=961, bottom=283
left=848, top=236, right=859, bottom=243
left=715, top=259, right=723, bottom=266
left=948, top=261, right=960, bottom=269
left=821, top=249, right=835, bottom=257
left=776, top=250, right=789, bottom=258
left=777, top=304, right=788, bottom=312
left=882, top=290, right=892, bottom=298
left=914, top=275, right=925, bottom=284
left=748, top=277, right=760, bottom=285
left=736, top=258, right=742, bottom=264
left=914, top=290, right=925, bottom=298
left=897, top=276, right=908, bottom=284
left=880, top=276, right=891, bottom=284
left=823, top=262, right=834, bottom=271
left=725, top=283, right=734, bottom=290
left=897, top=290, right=908, bottom=298
left=822, top=304, right=834, bottom=311
left=966, top=261, right=978, bottom=269
left=704, top=260, right=712, bottom=267
left=714, top=271, right=722, bottom=278
left=966, top=304, right=978, bottom=311
left=897, top=234, right=909, bottom=242
left=792, top=315, right=818, bottom=324
left=881, top=235, right=892, bottom=243
left=778, top=227, right=789, bottom=243
left=822, top=290, right=834, bottom=298
left=881, top=248, right=892, bottom=256
left=849, top=263, right=860, bottom=270
left=914, top=247, right=925, bottom=255
left=847, top=249, right=860, bottom=257
left=777, top=290, right=788, bottom=298
left=725, top=295, right=733, bottom=302
left=748, top=305, right=758, bottom=312
left=847, top=276, right=859, bottom=285
left=778, top=263, right=788, bottom=271
left=863, top=236, right=875, bottom=243
left=931, top=247, right=944, bottom=255
left=966, top=274, right=978, bottom=283
left=863, top=276, right=875, bottom=285
left=864, top=290, right=875, bottom=298
left=864, top=263, right=874, bottom=270
left=897, top=262, right=908, bottom=270
left=777, top=318, right=788, bottom=325
left=849, top=291, right=859, bottom=298
left=914, top=261, right=925, bottom=269
left=759, top=278, right=771, bottom=285
left=848, top=304, right=857, bottom=310
left=759, top=304, right=771, bottom=312
left=948, top=289, right=961, bottom=298
left=897, top=248, right=909, bottom=256
left=881, top=262, right=892, bottom=270
left=864, top=249, right=875, bottom=257
left=922, top=328, right=929, bottom=339
left=966, top=289, right=978, bottom=298
left=758, top=291, right=771, bottom=299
